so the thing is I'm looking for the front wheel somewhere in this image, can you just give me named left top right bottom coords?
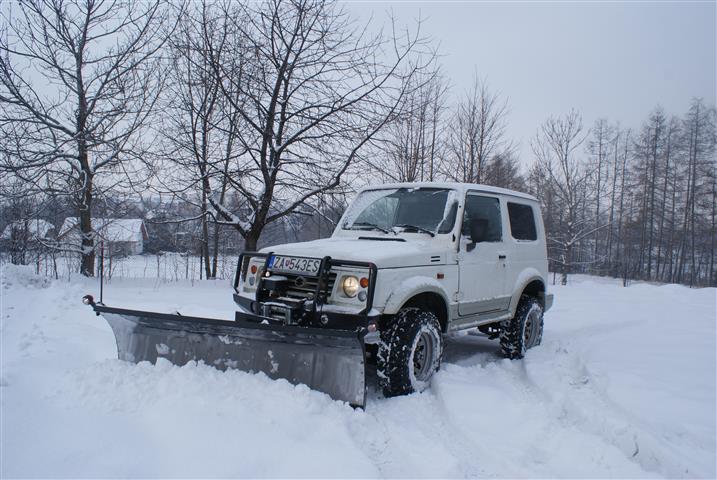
left=500, top=296, right=544, bottom=359
left=377, top=308, right=443, bottom=397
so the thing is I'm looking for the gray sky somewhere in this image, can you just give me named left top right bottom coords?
left=348, top=1, right=717, bottom=163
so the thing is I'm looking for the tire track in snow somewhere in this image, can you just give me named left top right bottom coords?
left=346, top=376, right=498, bottom=478
left=404, top=393, right=494, bottom=477
left=433, top=344, right=652, bottom=477
left=516, top=339, right=697, bottom=477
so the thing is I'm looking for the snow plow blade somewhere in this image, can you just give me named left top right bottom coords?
left=88, top=303, right=367, bottom=407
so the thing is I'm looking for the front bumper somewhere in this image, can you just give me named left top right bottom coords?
left=234, top=293, right=378, bottom=331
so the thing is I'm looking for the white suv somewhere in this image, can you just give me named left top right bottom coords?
left=234, top=182, right=553, bottom=398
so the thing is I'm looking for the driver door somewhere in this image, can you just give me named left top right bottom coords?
left=458, top=192, right=509, bottom=316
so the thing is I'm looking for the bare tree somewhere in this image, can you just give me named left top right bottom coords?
left=587, top=118, right=614, bottom=263
left=532, top=109, right=591, bottom=285
left=153, top=1, right=244, bottom=279
left=197, top=0, right=426, bottom=252
left=482, top=151, right=525, bottom=191
left=676, top=99, right=716, bottom=285
left=372, top=66, right=448, bottom=182
left=444, top=75, right=511, bottom=184
left=0, top=0, right=174, bottom=275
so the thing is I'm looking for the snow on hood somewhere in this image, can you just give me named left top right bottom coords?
left=259, top=237, right=446, bottom=268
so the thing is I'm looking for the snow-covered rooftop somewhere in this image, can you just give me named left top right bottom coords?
left=59, top=218, right=147, bottom=243
left=1, top=219, right=55, bottom=240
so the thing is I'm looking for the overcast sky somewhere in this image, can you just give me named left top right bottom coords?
left=348, top=1, right=717, bottom=163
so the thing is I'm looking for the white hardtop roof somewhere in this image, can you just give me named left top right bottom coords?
left=356, top=182, right=538, bottom=202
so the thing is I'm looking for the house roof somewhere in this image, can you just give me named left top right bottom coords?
left=59, top=218, right=147, bottom=243
left=1, top=219, right=55, bottom=240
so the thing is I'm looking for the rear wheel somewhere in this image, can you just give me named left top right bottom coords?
left=377, top=308, right=443, bottom=397
left=500, top=296, right=543, bottom=359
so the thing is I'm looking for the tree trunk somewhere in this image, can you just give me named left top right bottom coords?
left=244, top=230, right=260, bottom=253
left=606, top=131, right=620, bottom=271
left=79, top=163, right=95, bottom=277
left=646, top=123, right=659, bottom=279
left=594, top=129, right=604, bottom=262
left=614, top=132, right=629, bottom=278
left=664, top=159, right=678, bottom=282
left=200, top=190, right=212, bottom=279
left=710, top=168, right=716, bottom=286
left=655, top=125, right=672, bottom=280
left=211, top=222, right=221, bottom=279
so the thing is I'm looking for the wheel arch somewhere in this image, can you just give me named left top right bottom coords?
left=382, top=278, right=451, bottom=333
left=509, top=270, right=547, bottom=317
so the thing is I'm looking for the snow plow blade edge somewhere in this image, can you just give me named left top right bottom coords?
left=92, top=305, right=367, bottom=407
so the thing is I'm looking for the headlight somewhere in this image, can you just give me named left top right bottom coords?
left=341, top=275, right=360, bottom=297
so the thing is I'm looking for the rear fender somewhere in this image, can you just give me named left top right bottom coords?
left=508, top=269, right=547, bottom=317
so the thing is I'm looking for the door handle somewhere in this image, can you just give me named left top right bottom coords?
left=498, top=254, right=507, bottom=260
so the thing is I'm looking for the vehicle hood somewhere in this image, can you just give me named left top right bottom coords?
left=259, top=237, right=447, bottom=269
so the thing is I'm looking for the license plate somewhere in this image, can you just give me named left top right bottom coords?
left=268, top=255, right=321, bottom=275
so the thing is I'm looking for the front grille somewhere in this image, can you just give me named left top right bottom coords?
left=271, top=271, right=338, bottom=300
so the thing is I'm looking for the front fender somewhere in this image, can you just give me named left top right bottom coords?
left=381, top=275, right=452, bottom=316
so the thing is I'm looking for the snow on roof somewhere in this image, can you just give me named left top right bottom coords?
left=356, top=182, right=538, bottom=202
left=60, top=218, right=146, bottom=243
left=1, top=219, right=55, bottom=240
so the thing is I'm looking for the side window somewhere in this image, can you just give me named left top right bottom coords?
left=507, top=202, right=537, bottom=241
left=462, top=195, right=502, bottom=242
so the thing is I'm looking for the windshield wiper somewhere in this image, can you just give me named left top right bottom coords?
left=349, top=221, right=391, bottom=234
left=395, top=224, right=435, bottom=237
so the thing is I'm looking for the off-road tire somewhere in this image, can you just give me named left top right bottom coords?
left=377, top=308, right=443, bottom=397
left=500, top=296, right=544, bottom=359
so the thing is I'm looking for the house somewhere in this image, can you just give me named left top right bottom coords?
left=1, top=219, right=56, bottom=241
left=59, top=218, right=148, bottom=256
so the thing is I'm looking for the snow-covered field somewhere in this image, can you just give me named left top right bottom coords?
left=1, top=264, right=715, bottom=478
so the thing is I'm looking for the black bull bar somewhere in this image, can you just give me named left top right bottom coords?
left=85, top=253, right=378, bottom=408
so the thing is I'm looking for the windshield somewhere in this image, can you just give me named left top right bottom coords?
left=342, top=187, right=458, bottom=235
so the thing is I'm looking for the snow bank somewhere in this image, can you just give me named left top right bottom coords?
left=1, top=267, right=715, bottom=478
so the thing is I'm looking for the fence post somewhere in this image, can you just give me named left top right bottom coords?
left=100, top=240, right=104, bottom=304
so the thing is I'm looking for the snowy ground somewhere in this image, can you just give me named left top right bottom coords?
left=1, top=265, right=715, bottom=478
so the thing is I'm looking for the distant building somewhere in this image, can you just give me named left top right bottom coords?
left=59, top=218, right=148, bottom=255
left=1, top=219, right=56, bottom=241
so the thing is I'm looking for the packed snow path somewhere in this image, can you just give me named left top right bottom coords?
left=2, top=265, right=715, bottom=478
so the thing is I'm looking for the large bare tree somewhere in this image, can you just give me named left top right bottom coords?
left=202, top=0, right=426, bottom=251
left=0, top=0, right=173, bottom=275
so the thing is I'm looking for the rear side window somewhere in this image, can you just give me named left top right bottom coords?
left=508, top=203, right=537, bottom=241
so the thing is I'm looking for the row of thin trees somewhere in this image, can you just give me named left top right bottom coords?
left=370, top=65, right=716, bottom=286
left=527, top=102, right=716, bottom=287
